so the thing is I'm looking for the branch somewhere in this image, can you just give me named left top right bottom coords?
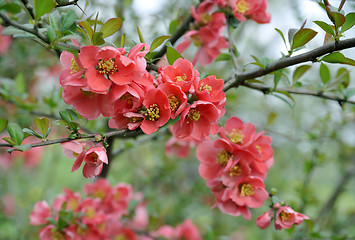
left=242, top=82, right=355, bottom=104
left=223, top=38, right=355, bottom=92
left=21, top=0, right=35, bottom=20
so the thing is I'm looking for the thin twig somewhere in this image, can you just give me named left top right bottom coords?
left=227, top=25, right=239, bottom=71
left=20, top=0, right=35, bottom=20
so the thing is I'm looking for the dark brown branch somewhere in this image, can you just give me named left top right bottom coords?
left=223, top=38, right=355, bottom=92
left=242, top=82, right=355, bottom=104
left=21, top=0, right=35, bottom=20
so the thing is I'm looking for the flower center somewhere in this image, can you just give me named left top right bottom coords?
left=229, top=129, right=244, bottom=144
left=199, top=82, right=212, bottom=93
left=217, top=150, right=231, bottom=166
left=256, top=145, right=262, bottom=154
left=168, top=94, right=181, bottom=112
left=187, top=109, right=201, bottom=122
left=86, top=152, right=99, bottom=164
left=98, top=59, right=117, bottom=75
left=70, top=57, right=81, bottom=74
left=52, top=231, right=66, bottom=240
left=201, top=13, right=213, bottom=25
left=280, top=211, right=290, bottom=221
left=81, top=89, right=96, bottom=99
left=175, top=74, right=187, bottom=82
left=237, top=0, right=250, bottom=14
left=146, top=104, right=160, bottom=121
left=115, top=235, right=127, bottom=240
left=229, top=164, right=242, bottom=176
left=239, top=183, right=254, bottom=197
left=120, top=93, right=133, bottom=105
left=85, top=206, right=96, bottom=219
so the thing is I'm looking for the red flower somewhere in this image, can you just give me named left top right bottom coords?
left=256, top=210, right=273, bottom=229
left=274, top=205, right=309, bottom=230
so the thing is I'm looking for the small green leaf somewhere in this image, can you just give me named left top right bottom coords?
left=15, top=72, right=26, bottom=94
left=250, top=55, right=265, bottom=69
left=34, top=0, right=56, bottom=21
left=92, top=32, right=105, bottom=46
left=215, top=53, right=232, bottom=62
left=313, top=21, right=335, bottom=35
left=100, top=18, right=122, bottom=38
left=0, top=3, right=21, bottom=13
left=320, top=63, right=330, bottom=85
left=166, top=46, right=183, bottom=65
left=275, top=28, right=287, bottom=49
left=169, top=19, right=179, bottom=35
left=78, top=21, right=94, bottom=39
left=137, top=26, right=145, bottom=43
left=150, top=35, right=170, bottom=52
left=292, top=65, right=311, bottom=85
left=7, top=123, right=24, bottom=146
left=47, top=26, right=57, bottom=43
left=288, top=28, right=298, bottom=46
left=2, top=137, right=16, bottom=146
left=59, top=110, right=71, bottom=123
left=0, top=118, right=8, bottom=133
left=336, top=67, right=350, bottom=89
left=341, top=13, right=355, bottom=33
left=35, top=117, right=49, bottom=138
left=245, top=79, right=264, bottom=84
left=61, top=9, right=77, bottom=33
left=120, top=33, right=126, bottom=48
left=321, top=52, right=355, bottom=66
left=9, top=144, right=31, bottom=153
left=343, top=88, right=355, bottom=99
left=23, top=128, right=43, bottom=139
left=329, top=11, right=346, bottom=29
left=273, top=91, right=295, bottom=108
left=291, top=28, right=318, bottom=51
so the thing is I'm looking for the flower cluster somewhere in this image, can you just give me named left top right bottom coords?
left=256, top=203, right=309, bottom=230
left=177, top=0, right=271, bottom=65
left=60, top=44, right=226, bottom=140
left=61, top=141, right=108, bottom=178
left=30, top=179, right=201, bottom=240
left=196, top=116, right=273, bottom=220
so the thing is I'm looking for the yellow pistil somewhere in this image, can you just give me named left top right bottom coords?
left=199, top=82, right=212, bottom=93
left=70, top=57, right=81, bottom=74
left=187, top=109, right=201, bottom=122
left=256, top=145, right=262, bottom=154
left=146, top=104, right=160, bottom=121
left=93, top=190, right=105, bottom=199
left=80, top=89, right=96, bottom=99
left=86, top=206, right=96, bottom=219
left=120, top=93, right=133, bottom=105
left=237, top=0, right=250, bottom=14
left=87, top=152, right=98, bottom=164
left=67, top=199, right=78, bottom=210
left=239, top=183, right=254, bottom=197
left=228, top=129, right=244, bottom=144
left=98, top=58, right=117, bottom=75
left=129, top=116, right=141, bottom=123
left=280, top=211, right=290, bottom=221
left=175, top=74, right=187, bottom=82
left=168, top=94, right=181, bottom=112
left=52, top=231, right=65, bottom=240
left=217, top=150, right=231, bottom=166
left=229, top=164, right=242, bottom=176
left=201, top=13, right=212, bottom=25
left=114, top=235, right=127, bottom=240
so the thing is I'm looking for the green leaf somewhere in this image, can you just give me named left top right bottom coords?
left=321, top=52, right=355, bottom=66
left=341, top=13, right=355, bottom=33
left=215, top=53, right=232, bottom=62
left=0, top=118, right=8, bottom=133
left=47, top=25, right=57, bottom=43
left=343, top=88, right=355, bottom=99
left=78, top=21, right=94, bottom=39
left=35, top=117, right=49, bottom=138
left=92, top=32, right=105, bottom=46
left=275, top=28, right=287, bottom=48
left=100, top=18, right=122, bottom=38
left=120, top=33, right=126, bottom=48
left=137, top=26, right=145, bottom=43
left=245, top=79, right=264, bottom=84
left=2, top=137, right=16, bottom=146
left=250, top=55, right=265, bottom=69
left=0, top=3, right=21, bottom=13
left=291, top=28, right=318, bottom=51
left=329, top=11, right=346, bottom=29
left=273, top=91, right=295, bottom=108
left=320, top=63, right=330, bottom=85
left=14, top=73, right=26, bottom=94
left=169, top=19, right=179, bottom=35
left=336, top=67, right=349, bottom=89
left=313, top=21, right=335, bottom=35
left=34, top=0, right=56, bottom=21
left=8, top=144, right=31, bottom=154
left=23, top=128, right=43, bottom=139
left=61, top=9, right=77, bottom=33
left=292, top=65, right=311, bottom=85
left=150, top=35, right=170, bottom=52
left=288, top=28, right=298, bottom=46
left=166, top=46, right=183, bottom=65
left=7, top=123, right=24, bottom=146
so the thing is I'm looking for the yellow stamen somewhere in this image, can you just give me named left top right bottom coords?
left=80, top=89, right=96, bottom=99
left=52, top=231, right=65, bottom=240
left=187, top=109, right=200, bottom=121
left=229, top=129, right=244, bottom=144
left=217, top=150, right=231, bottom=166
left=168, top=94, right=181, bottom=112
left=98, top=59, right=117, bottom=75
left=237, top=0, right=250, bottom=14
left=280, top=211, right=290, bottom=221
left=70, top=57, right=81, bottom=74
left=120, top=93, right=133, bottom=105
left=146, top=104, right=160, bottom=121
left=114, top=235, right=127, bottom=240
left=86, top=206, right=96, bottom=219
left=86, top=152, right=98, bottom=164
left=239, top=183, right=254, bottom=197
left=229, top=164, right=242, bottom=176
left=199, top=82, right=212, bottom=93
left=175, top=74, right=187, bottom=82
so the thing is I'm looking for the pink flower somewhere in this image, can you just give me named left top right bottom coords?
left=30, top=201, right=51, bottom=225
left=158, top=83, right=188, bottom=119
left=75, top=144, right=108, bottom=178
left=176, top=219, right=202, bottom=240
left=84, top=178, right=112, bottom=200
left=230, top=176, right=269, bottom=208
left=0, top=26, right=12, bottom=55
left=228, top=0, right=271, bottom=23
left=173, top=100, right=220, bottom=140
left=256, top=210, right=273, bottom=229
left=274, top=205, right=309, bottom=230
left=59, top=50, right=86, bottom=87
left=194, top=75, right=225, bottom=104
